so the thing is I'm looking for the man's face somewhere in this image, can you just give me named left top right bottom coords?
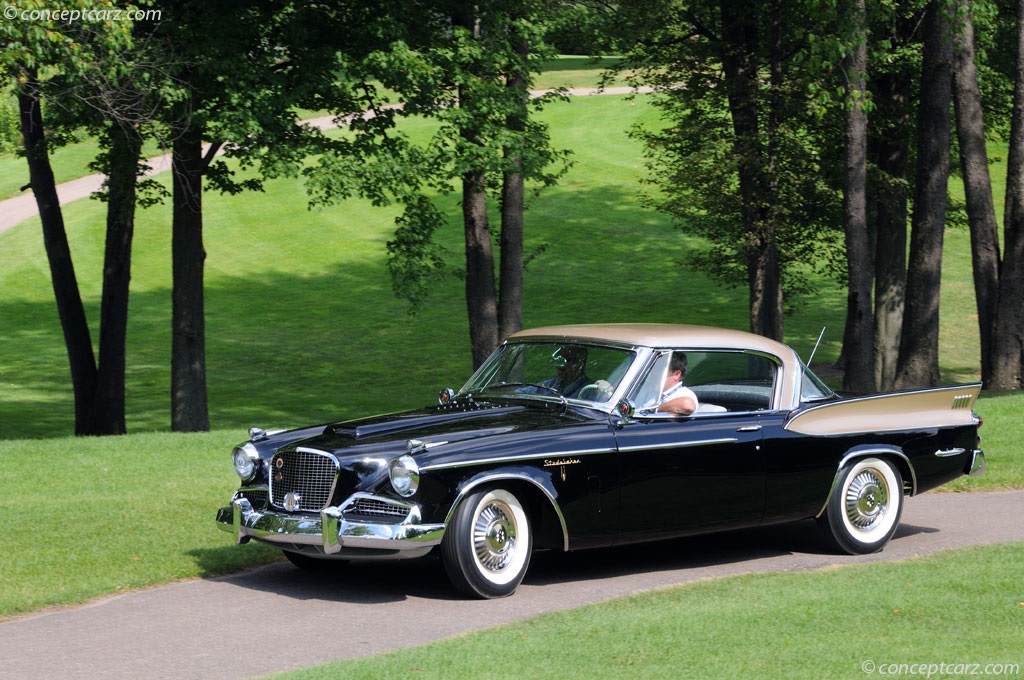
left=558, top=358, right=583, bottom=382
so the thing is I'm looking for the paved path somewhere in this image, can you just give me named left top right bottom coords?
left=0, top=87, right=647, bottom=235
left=0, top=489, right=1020, bottom=680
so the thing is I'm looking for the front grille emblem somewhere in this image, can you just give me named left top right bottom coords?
left=283, top=492, right=302, bottom=512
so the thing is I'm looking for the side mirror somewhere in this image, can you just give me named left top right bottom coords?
left=612, top=399, right=636, bottom=427
left=438, top=387, right=457, bottom=405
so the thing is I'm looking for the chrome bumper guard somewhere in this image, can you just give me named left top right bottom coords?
left=215, top=496, right=445, bottom=556
left=967, top=449, right=986, bottom=477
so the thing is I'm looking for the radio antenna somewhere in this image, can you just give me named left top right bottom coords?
left=807, top=327, right=826, bottom=366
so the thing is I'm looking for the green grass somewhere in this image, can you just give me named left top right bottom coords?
left=0, top=432, right=281, bottom=618
left=264, top=542, right=1024, bottom=680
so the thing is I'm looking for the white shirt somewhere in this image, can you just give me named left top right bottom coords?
left=660, top=382, right=698, bottom=407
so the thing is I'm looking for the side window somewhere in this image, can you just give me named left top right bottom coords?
left=684, top=351, right=777, bottom=412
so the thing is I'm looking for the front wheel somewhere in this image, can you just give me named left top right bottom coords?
left=442, top=487, right=532, bottom=598
left=818, top=457, right=903, bottom=554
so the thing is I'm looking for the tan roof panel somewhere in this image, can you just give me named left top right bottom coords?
left=510, top=323, right=793, bottom=356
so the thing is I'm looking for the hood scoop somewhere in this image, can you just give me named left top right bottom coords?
left=330, top=402, right=522, bottom=440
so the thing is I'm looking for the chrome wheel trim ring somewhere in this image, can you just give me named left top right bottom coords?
left=845, top=469, right=888, bottom=530
left=468, top=490, right=529, bottom=586
left=473, top=500, right=517, bottom=572
left=839, top=459, right=899, bottom=543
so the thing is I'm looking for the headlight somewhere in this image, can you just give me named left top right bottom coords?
left=389, top=455, right=420, bottom=497
left=232, top=444, right=259, bottom=482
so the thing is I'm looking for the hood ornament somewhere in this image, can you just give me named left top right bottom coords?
left=407, top=438, right=448, bottom=454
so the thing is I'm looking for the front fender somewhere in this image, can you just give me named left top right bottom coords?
left=445, top=465, right=569, bottom=551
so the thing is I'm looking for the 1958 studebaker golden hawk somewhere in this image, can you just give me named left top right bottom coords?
left=216, top=324, right=985, bottom=598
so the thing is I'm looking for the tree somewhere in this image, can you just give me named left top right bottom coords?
left=867, top=5, right=916, bottom=391
left=306, top=0, right=570, bottom=368
left=15, top=74, right=98, bottom=434
left=952, top=0, right=1002, bottom=387
left=991, top=0, right=1024, bottom=388
left=4, top=5, right=153, bottom=434
left=614, top=0, right=841, bottom=341
left=895, top=0, right=954, bottom=388
left=155, top=0, right=400, bottom=429
left=839, top=0, right=875, bottom=393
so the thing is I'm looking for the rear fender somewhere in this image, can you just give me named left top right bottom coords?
left=815, top=445, right=916, bottom=519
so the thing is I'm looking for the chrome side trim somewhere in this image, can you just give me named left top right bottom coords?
left=419, top=446, right=615, bottom=472
left=618, top=438, right=738, bottom=453
left=935, top=447, right=966, bottom=458
left=815, top=447, right=917, bottom=519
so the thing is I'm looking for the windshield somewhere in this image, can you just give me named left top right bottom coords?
left=462, top=341, right=636, bottom=405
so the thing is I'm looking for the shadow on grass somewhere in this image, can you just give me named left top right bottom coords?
left=2, top=183, right=807, bottom=439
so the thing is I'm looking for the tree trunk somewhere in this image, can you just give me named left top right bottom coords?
left=17, top=78, right=99, bottom=435
left=171, top=116, right=211, bottom=431
left=455, top=7, right=499, bottom=368
left=719, top=0, right=783, bottom=341
left=991, top=0, right=1024, bottom=389
left=952, top=0, right=1002, bottom=387
left=499, top=29, right=529, bottom=343
left=91, top=125, right=143, bottom=435
left=895, top=0, right=953, bottom=389
left=464, top=169, right=499, bottom=368
left=870, top=71, right=912, bottom=391
left=840, top=0, right=875, bottom=393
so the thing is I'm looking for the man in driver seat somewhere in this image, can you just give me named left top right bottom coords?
left=543, top=346, right=591, bottom=397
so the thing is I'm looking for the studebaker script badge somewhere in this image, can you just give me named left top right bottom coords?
left=544, top=457, right=581, bottom=481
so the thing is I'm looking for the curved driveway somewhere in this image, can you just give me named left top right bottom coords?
left=0, top=489, right=1020, bottom=680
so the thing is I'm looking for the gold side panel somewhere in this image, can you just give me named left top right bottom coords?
left=784, top=384, right=981, bottom=437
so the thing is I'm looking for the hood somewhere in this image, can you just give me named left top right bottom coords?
left=289, top=397, right=593, bottom=463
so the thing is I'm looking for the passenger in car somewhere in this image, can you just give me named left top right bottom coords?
left=657, top=351, right=699, bottom=415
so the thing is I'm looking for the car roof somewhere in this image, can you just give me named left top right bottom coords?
left=509, top=323, right=795, bottom=357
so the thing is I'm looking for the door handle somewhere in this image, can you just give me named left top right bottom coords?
left=737, top=425, right=762, bottom=433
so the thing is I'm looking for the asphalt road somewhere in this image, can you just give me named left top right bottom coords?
left=0, top=489, right=1021, bottom=680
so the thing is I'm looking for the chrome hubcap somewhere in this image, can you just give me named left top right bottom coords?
left=845, top=469, right=888, bottom=531
left=473, top=501, right=517, bottom=572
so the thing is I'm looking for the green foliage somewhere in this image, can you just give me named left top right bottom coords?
left=305, top=0, right=573, bottom=312
left=616, top=0, right=845, bottom=306
left=0, top=88, right=20, bottom=154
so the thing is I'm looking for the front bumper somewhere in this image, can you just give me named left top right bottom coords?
left=216, top=494, right=445, bottom=559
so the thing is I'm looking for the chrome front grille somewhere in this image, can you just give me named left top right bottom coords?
left=269, top=448, right=339, bottom=512
left=344, top=497, right=411, bottom=521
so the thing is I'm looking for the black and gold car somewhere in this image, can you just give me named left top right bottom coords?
left=216, top=324, right=985, bottom=598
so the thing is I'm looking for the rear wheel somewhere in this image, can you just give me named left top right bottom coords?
left=819, top=457, right=903, bottom=554
left=442, top=487, right=532, bottom=598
